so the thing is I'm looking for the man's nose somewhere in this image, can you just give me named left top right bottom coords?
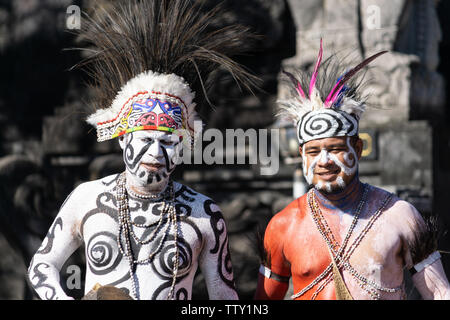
left=147, top=140, right=163, bottom=158
left=317, top=149, right=333, bottom=166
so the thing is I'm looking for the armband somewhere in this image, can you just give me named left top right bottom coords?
left=259, top=265, right=290, bottom=283
left=409, top=251, right=441, bottom=275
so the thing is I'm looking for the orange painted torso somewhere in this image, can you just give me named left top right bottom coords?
left=257, top=183, right=410, bottom=300
left=281, top=195, right=339, bottom=299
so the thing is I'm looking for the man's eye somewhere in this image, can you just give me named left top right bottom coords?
left=307, top=151, right=320, bottom=156
left=160, top=140, right=173, bottom=146
left=330, top=148, right=346, bottom=153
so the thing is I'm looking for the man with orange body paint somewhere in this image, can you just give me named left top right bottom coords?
left=255, top=41, right=450, bottom=300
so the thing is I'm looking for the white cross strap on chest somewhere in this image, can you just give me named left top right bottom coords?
left=410, top=251, right=441, bottom=275
left=259, top=265, right=290, bottom=283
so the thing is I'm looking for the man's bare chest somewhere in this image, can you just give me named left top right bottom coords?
left=80, top=193, right=205, bottom=276
left=285, top=206, right=405, bottom=299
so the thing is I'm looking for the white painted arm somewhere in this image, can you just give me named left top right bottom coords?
left=395, top=201, right=450, bottom=299
left=199, top=200, right=239, bottom=300
left=28, top=189, right=83, bottom=300
left=412, top=256, right=450, bottom=300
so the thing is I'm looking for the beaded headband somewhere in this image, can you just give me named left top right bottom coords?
left=87, top=70, right=200, bottom=142
left=277, top=39, right=387, bottom=145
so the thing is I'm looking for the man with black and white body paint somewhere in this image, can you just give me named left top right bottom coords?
left=29, top=129, right=236, bottom=300
left=28, top=0, right=259, bottom=300
left=255, top=41, right=450, bottom=300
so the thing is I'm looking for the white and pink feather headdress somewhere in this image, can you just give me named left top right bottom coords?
left=278, top=40, right=387, bottom=145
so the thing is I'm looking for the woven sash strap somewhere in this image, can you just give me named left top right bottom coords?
left=327, top=246, right=353, bottom=300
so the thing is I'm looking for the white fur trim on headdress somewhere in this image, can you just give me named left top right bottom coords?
left=86, top=70, right=201, bottom=142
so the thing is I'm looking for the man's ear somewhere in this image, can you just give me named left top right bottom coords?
left=299, top=145, right=303, bottom=158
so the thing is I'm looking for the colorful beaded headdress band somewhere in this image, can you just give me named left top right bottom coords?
left=277, top=39, right=387, bottom=145
left=86, top=71, right=199, bottom=142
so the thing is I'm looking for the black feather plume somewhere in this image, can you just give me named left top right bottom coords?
left=408, top=215, right=441, bottom=266
left=71, top=0, right=260, bottom=113
left=252, top=224, right=271, bottom=267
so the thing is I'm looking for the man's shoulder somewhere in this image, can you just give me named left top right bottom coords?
left=174, top=181, right=211, bottom=203
left=278, top=192, right=308, bottom=217
left=69, top=174, right=120, bottom=199
left=361, top=183, right=391, bottom=200
left=388, top=197, right=421, bottom=221
left=268, top=192, right=309, bottom=230
left=173, top=181, right=222, bottom=218
left=366, top=183, right=420, bottom=221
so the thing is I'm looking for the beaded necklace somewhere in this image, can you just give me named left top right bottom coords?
left=291, top=185, right=367, bottom=299
left=292, top=185, right=402, bottom=300
left=126, top=184, right=166, bottom=200
left=116, top=172, right=179, bottom=300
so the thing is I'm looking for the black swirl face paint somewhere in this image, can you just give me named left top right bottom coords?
left=121, top=131, right=179, bottom=191
left=123, top=133, right=151, bottom=174
left=161, top=144, right=177, bottom=175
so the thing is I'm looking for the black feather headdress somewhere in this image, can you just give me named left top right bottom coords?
left=72, top=0, right=260, bottom=142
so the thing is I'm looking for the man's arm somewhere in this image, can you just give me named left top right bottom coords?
left=254, top=213, right=291, bottom=300
left=199, top=200, right=238, bottom=300
left=397, top=200, right=450, bottom=299
left=254, top=267, right=290, bottom=299
left=27, top=187, right=84, bottom=300
left=412, top=254, right=450, bottom=300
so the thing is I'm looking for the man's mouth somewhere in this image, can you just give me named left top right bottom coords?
left=315, top=168, right=340, bottom=180
left=141, top=163, right=164, bottom=172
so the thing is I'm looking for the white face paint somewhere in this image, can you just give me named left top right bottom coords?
left=330, top=137, right=358, bottom=176
left=302, top=136, right=359, bottom=194
left=119, top=130, right=181, bottom=193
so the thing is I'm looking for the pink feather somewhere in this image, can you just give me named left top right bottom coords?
left=282, top=70, right=305, bottom=98
left=296, top=83, right=306, bottom=98
left=309, top=38, right=323, bottom=98
left=324, top=50, right=388, bottom=107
